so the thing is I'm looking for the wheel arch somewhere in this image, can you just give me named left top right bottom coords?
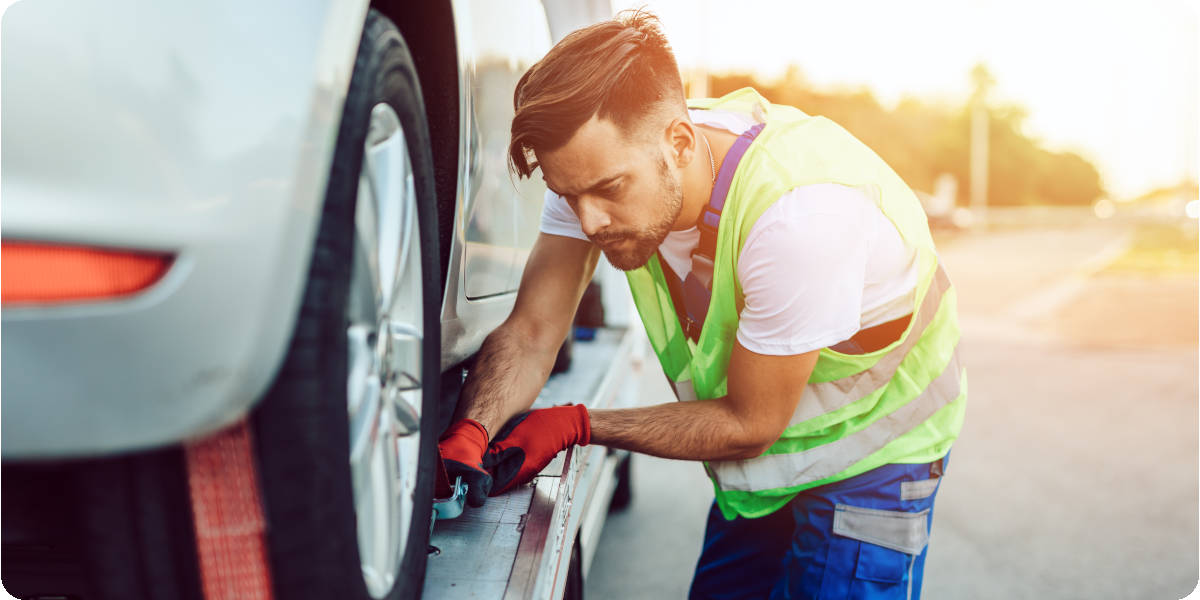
left=372, top=0, right=460, bottom=286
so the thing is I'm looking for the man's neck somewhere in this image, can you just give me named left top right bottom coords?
left=676, top=124, right=739, bottom=231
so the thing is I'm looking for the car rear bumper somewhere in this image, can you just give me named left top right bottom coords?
left=1, top=0, right=370, bottom=459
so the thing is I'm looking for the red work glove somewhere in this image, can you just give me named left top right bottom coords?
left=437, top=418, right=492, bottom=507
left=483, top=405, right=591, bottom=497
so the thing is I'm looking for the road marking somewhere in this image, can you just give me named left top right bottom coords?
left=1005, top=232, right=1132, bottom=322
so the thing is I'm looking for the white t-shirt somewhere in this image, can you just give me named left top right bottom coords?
left=539, top=109, right=919, bottom=355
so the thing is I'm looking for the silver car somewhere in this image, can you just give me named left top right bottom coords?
left=1, top=1, right=582, bottom=598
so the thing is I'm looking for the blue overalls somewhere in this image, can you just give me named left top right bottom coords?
left=689, top=455, right=948, bottom=599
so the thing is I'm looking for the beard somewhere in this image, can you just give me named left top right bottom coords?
left=591, top=157, right=683, bottom=271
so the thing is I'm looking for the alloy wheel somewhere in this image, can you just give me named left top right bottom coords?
left=346, top=102, right=425, bottom=599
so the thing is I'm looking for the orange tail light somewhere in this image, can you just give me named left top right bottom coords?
left=1, top=241, right=173, bottom=305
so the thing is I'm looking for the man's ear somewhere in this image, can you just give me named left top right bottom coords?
left=664, top=118, right=696, bottom=169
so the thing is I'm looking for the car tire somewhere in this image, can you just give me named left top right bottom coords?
left=251, top=9, right=441, bottom=600
left=562, top=537, right=584, bottom=600
left=552, top=327, right=574, bottom=374
left=608, top=452, right=633, bottom=512
left=1, top=450, right=206, bottom=600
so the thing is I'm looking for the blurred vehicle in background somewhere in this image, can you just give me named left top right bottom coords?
left=916, top=173, right=969, bottom=231
left=1, top=1, right=568, bottom=598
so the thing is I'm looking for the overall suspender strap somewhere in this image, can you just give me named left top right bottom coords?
left=680, top=122, right=767, bottom=341
left=655, top=249, right=692, bottom=341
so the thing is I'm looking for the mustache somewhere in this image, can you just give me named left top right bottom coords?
left=590, top=231, right=636, bottom=245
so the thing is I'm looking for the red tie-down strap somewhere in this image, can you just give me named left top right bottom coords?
left=184, top=419, right=274, bottom=600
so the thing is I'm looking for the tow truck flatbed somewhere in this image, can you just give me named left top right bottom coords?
left=423, top=326, right=646, bottom=599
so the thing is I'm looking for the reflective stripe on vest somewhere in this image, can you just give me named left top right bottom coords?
left=713, top=344, right=964, bottom=492
left=787, top=266, right=951, bottom=427
left=671, top=265, right=953, bottom=426
left=671, top=378, right=699, bottom=402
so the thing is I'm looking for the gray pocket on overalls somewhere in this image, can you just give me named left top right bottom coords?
left=832, top=504, right=930, bottom=555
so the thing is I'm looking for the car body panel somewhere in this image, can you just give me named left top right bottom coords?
left=1, top=0, right=370, bottom=459
left=439, top=0, right=553, bottom=370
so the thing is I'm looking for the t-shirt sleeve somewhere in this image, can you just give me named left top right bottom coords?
left=539, top=189, right=589, bottom=241
left=735, top=186, right=871, bottom=355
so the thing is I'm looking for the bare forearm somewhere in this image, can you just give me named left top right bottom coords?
left=454, top=323, right=559, bottom=440
left=588, top=400, right=769, bottom=461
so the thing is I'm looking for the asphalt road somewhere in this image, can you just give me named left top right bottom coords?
left=587, top=218, right=1199, bottom=599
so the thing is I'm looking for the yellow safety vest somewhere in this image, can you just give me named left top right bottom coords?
left=625, top=88, right=967, bottom=520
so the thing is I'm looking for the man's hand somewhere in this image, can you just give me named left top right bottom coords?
left=437, top=419, right=492, bottom=507
left=483, top=405, right=591, bottom=496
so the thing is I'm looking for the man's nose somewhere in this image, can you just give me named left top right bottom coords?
left=575, top=197, right=611, bottom=238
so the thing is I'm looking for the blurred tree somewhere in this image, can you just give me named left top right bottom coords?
left=986, top=104, right=1039, bottom=205
left=1035, top=151, right=1104, bottom=206
left=707, top=66, right=1105, bottom=207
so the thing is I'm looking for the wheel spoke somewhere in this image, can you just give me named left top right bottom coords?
left=365, top=104, right=405, bottom=312
left=348, top=375, right=381, bottom=475
left=358, top=400, right=398, bottom=590
left=391, top=147, right=417, bottom=300
left=354, top=172, right=382, bottom=320
left=347, top=325, right=374, bottom=416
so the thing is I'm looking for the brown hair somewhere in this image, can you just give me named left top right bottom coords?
left=507, top=9, right=685, bottom=179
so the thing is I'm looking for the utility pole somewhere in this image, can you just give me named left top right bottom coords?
left=969, top=63, right=993, bottom=229
left=694, top=0, right=710, bottom=98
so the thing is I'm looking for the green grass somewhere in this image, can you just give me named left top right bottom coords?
left=1103, top=223, right=1199, bottom=275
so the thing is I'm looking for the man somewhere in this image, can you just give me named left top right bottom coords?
left=437, top=10, right=966, bottom=599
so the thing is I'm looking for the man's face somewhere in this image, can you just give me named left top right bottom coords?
left=538, top=115, right=682, bottom=271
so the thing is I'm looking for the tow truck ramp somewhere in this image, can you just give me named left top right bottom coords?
left=423, top=326, right=647, bottom=599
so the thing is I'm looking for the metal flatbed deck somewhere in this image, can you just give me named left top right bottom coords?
left=423, top=326, right=647, bottom=599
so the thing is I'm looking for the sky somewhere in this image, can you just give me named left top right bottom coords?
left=614, top=0, right=1198, bottom=199
left=1, top=0, right=1192, bottom=199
